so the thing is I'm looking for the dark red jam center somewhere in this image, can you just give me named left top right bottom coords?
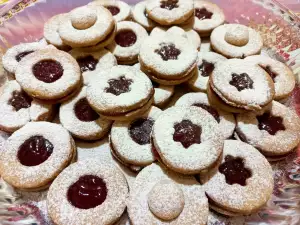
left=195, top=8, right=213, bottom=20
left=263, top=66, right=277, bottom=82
left=115, top=30, right=137, bottom=47
left=9, top=91, right=32, bottom=111
left=219, top=155, right=252, bottom=186
left=193, top=103, right=220, bottom=123
left=32, top=60, right=63, bottom=83
left=105, top=76, right=133, bottom=96
left=257, top=113, right=285, bottom=135
left=129, top=118, right=154, bottom=145
left=155, top=43, right=181, bottom=61
left=160, top=0, right=179, bottom=10
left=229, top=73, right=254, bottom=92
left=105, top=5, right=120, bottom=16
left=67, top=175, right=107, bottom=209
left=173, top=120, right=201, bottom=149
left=77, top=55, right=98, bottom=73
left=15, top=51, right=34, bottom=62
left=199, top=60, right=215, bottom=77
left=17, top=136, right=53, bottom=167
left=74, top=98, right=99, bottom=122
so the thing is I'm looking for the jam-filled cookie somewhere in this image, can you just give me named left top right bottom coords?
left=69, top=48, right=117, bottom=85
left=187, top=52, right=226, bottom=92
left=193, top=1, right=225, bottom=37
left=204, top=140, right=273, bottom=216
left=152, top=106, right=224, bottom=175
left=245, top=55, right=295, bottom=101
left=132, top=1, right=157, bottom=31
left=209, top=59, right=275, bottom=112
left=60, top=87, right=112, bottom=141
left=176, top=93, right=236, bottom=139
left=211, top=24, right=263, bottom=59
left=139, top=31, right=198, bottom=85
left=47, top=159, right=128, bottom=225
left=107, top=21, right=148, bottom=65
left=0, top=81, right=54, bottom=133
left=236, top=101, right=300, bottom=161
left=59, top=5, right=115, bottom=48
left=146, top=0, right=194, bottom=26
left=15, top=49, right=81, bottom=103
left=110, top=106, right=162, bottom=171
left=0, top=122, right=76, bottom=191
left=128, top=163, right=209, bottom=225
left=87, top=65, right=154, bottom=121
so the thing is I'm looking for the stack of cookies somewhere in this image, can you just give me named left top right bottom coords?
left=0, top=1, right=299, bottom=225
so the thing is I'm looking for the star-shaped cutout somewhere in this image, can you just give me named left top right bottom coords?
left=77, top=55, right=98, bottom=73
left=173, top=120, right=201, bottom=149
left=9, top=91, right=32, bottom=111
left=257, top=112, right=285, bottom=135
left=105, top=76, right=133, bottom=96
left=160, top=0, right=179, bottom=10
left=199, top=60, right=215, bottom=77
left=129, top=118, right=154, bottom=145
left=229, top=73, right=254, bottom=91
left=195, top=8, right=213, bottom=20
left=155, top=43, right=181, bottom=61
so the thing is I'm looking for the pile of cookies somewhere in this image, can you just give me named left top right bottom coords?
left=0, top=0, right=299, bottom=225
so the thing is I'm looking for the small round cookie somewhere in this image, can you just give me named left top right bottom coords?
left=107, top=21, right=148, bottom=65
left=210, top=59, right=275, bottom=112
left=89, top=0, right=131, bottom=22
left=132, top=1, right=157, bottom=31
left=245, top=55, right=295, bottom=100
left=87, top=65, right=154, bottom=121
left=0, top=81, right=54, bottom=133
left=128, top=163, right=208, bottom=225
left=188, top=52, right=227, bottom=92
left=211, top=24, right=263, bottom=59
left=15, top=49, right=81, bottom=102
left=47, top=159, right=128, bottom=225
left=193, top=1, right=225, bottom=37
left=152, top=106, right=224, bottom=175
left=236, top=101, right=300, bottom=160
left=60, top=87, right=112, bottom=141
left=59, top=5, right=115, bottom=48
left=176, top=93, right=236, bottom=139
left=204, top=140, right=274, bottom=216
left=69, top=49, right=117, bottom=85
left=0, top=122, right=75, bottom=191
left=146, top=0, right=194, bottom=26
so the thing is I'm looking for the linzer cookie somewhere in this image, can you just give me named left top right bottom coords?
left=209, top=59, right=275, bottom=112
left=188, top=52, right=226, bottom=92
left=152, top=106, right=223, bottom=174
left=0, top=81, right=54, bottom=133
left=128, top=163, right=209, bottom=225
left=176, top=93, right=236, bottom=139
left=204, top=140, right=273, bottom=216
left=236, top=101, right=300, bottom=161
left=107, top=21, right=148, bottom=65
left=132, top=1, right=157, bottom=31
left=87, top=65, right=154, bottom=121
left=0, top=122, right=76, bottom=191
left=211, top=24, right=263, bottom=58
left=47, top=159, right=128, bottom=225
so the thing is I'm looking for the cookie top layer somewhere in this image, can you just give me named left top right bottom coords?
left=132, top=1, right=157, bottom=31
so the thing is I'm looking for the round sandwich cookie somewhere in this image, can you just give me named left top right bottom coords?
left=47, top=159, right=128, bottom=225
left=145, top=0, right=194, bottom=26
left=0, top=81, right=54, bottom=133
left=87, top=65, right=154, bottom=121
left=60, top=87, right=112, bottom=141
left=0, top=122, right=76, bottom=191
left=193, top=1, right=225, bottom=37
left=209, top=59, right=275, bottom=112
left=152, top=106, right=224, bottom=175
left=245, top=55, right=295, bottom=101
left=204, top=140, right=274, bottom=216
left=89, top=0, right=131, bottom=22
left=59, top=5, right=115, bottom=48
left=211, top=24, right=263, bottom=59
left=15, top=49, right=82, bottom=102
left=69, top=48, right=117, bottom=85
left=132, top=1, right=157, bottom=31
left=107, top=21, right=148, bottom=65
left=128, top=163, right=209, bottom=225
left=176, top=93, right=236, bottom=139
left=187, top=52, right=227, bottom=92
left=236, top=101, right=300, bottom=161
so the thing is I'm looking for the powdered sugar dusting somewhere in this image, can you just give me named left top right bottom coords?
left=132, top=1, right=157, bottom=31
